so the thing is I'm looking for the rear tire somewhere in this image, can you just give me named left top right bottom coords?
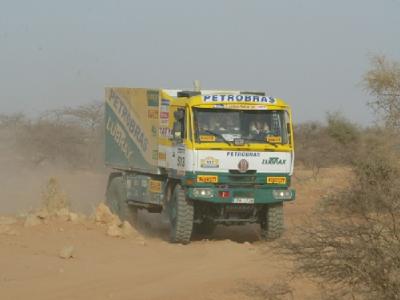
left=260, top=202, right=284, bottom=240
left=106, top=174, right=138, bottom=226
left=169, top=184, right=193, bottom=244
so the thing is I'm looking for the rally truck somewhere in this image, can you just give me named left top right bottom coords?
left=105, top=87, right=295, bottom=244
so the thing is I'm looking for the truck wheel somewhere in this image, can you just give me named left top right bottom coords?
left=169, top=184, right=193, bottom=244
left=193, top=220, right=216, bottom=236
left=260, top=202, right=284, bottom=240
left=106, top=175, right=138, bottom=226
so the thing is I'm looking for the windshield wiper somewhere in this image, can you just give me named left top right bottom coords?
left=204, top=130, right=232, bottom=145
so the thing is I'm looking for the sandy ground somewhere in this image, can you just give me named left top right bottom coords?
left=0, top=167, right=350, bottom=300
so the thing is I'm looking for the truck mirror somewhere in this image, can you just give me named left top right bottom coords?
left=174, top=110, right=184, bottom=120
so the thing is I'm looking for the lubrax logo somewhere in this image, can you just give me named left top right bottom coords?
left=262, top=157, right=287, bottom=165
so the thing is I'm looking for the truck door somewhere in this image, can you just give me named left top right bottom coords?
left=171, top=108, right=186, bottom=177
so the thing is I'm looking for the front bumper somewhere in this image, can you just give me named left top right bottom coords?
left=186, top=186, right=296, bottom=204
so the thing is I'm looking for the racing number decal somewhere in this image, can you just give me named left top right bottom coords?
left=176, top=144, right=186, bottom=176
left=177, top=156, right=185, bottom=167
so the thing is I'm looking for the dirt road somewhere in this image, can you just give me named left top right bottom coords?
left=0, top=168, right=347, bottom=300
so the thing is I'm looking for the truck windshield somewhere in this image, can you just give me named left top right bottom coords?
left=193, top=108, right=290, bottom=144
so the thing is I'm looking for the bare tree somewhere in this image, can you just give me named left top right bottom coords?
left=42, top=101, right=104, bottom=168
left=2, top=101, right=105, bottom=169
left=47, top=101, right=103, bottom=133
left=364, top=55, right=400, bottom=130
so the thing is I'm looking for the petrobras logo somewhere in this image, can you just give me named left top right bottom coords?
left=203, top=94, right=276, bottom=104
left=227, top=152, right=260, bottom=157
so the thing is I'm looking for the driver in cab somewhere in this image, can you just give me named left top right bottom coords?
left=249, top=116, right=270, bottom=140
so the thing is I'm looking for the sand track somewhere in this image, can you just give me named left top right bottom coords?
left=0, top=167, right=349, bottom=299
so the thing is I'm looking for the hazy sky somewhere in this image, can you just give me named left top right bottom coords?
left=1, top=0, right=399, bottom=125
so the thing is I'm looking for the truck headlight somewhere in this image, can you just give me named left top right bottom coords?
left=273, top=189, right=293, bottom=200
left=193, top=188, right=214, bottom=198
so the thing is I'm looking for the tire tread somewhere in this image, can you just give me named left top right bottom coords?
left=260, top=202, right=284, bottom=240
left=171, top=185, right=193, bottom=244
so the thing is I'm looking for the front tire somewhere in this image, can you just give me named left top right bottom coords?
left=260, top=202, right=284, bottom=240
left=169, top=184, right=193, bottom=244
left=106, top=174, right=138, bottom=226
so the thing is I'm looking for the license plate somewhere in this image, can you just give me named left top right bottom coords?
left=233, top=197, right=254, bottom=204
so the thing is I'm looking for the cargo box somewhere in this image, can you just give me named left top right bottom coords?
left=105, top=88, right=160, bottom=173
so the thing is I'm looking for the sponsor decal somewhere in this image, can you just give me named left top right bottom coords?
left=203, top=94, right=276, bottom=104
left=147, top=90, right=159, bottom=107
left=160, top=111, right=169, bottom=118
left=227, top=152, right=260, bottom=157
left=106, top=117, right=133, bottom=160
left=161, top=98, right=170, bottom=106
left=158, top=152, right=166, bottom=160
left=238, top=159, right=249, bottom=173
left=266, top=136, right=282, bottom=143
left=197, top=175, right=218, bottom=183
left=148, top=109, right=158, bottom=119
left=262, top=157, right=287, bottom=165
left=149, top=180, right=162, bottom=193
left=109, top=90, right=148, bottom=152
left=199, top=135, right=216, bottom=142
left=200, top=156, right=219, bottom=168
left=267, top=177, right=287, bottom=184
left=159, top=110, right=169, bottom=126
left=224, top=104, right=268, bottom=110
left=159, top=127, right=172, bottom=138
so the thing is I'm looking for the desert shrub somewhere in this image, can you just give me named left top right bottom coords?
left=280, top=131, right=400, bottom=299
left=326, top=111, right=359, bottom=146
left=294, top=122, right=330, bottom=177
left=294, top=113, right=361, bottom=178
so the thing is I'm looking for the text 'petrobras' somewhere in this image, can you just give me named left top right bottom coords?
left=203, top=94, right=276, bottom=104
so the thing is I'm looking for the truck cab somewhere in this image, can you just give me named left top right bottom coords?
left=105, top=88, right=295, bottom=244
